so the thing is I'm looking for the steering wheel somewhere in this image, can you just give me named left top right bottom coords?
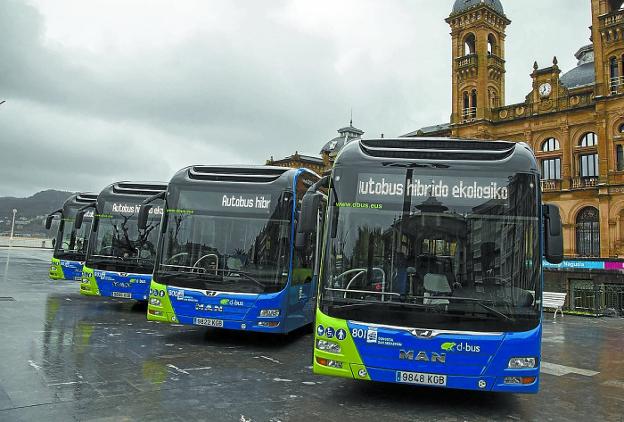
left=334, top=268, right=385, bottom=299
left=193, top=253, right=219, bottom=274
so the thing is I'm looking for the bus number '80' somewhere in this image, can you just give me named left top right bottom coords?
left=351, top=328, right=366, bottom=338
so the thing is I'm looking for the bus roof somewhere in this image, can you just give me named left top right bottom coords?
left=97, top=181, right=168, bottom=198
left=335, top=137, right=538, bottom=174
left=168, top=165, right=318, bottom=189
left=62, top=192, right=98, bottom=209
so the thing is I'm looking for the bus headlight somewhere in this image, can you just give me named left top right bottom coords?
left=508, top=357, right=536, bottom=369
left=316, top=339, right=341, bottom=353
left=259, top=309, right=280, bottom=317
left=149, top=298, right=161, bottom=306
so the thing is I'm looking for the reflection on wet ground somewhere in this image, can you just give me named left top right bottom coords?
left=0, top=247, right=623, bottom=421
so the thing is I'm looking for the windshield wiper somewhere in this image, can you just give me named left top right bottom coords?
left=425, top=296, right=513, bottom=322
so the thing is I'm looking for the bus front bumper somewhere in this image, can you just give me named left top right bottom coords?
left=313, top=355, right=539, bottom=393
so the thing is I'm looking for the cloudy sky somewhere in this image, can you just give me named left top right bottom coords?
left=0, top=0, right=591, bottom=197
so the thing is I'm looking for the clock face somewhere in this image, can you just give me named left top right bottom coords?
left=539, top=83, right=552, bottom=97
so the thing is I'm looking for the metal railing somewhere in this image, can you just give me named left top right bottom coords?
left=461, top=107, right=477, bottom=121
left=571, top=282, right=624, bottom=317
left=571, top=177, right=599, bottom=189
left=610, top=76, right=624, bottom=94
left=540, top=179, right=562, bottom=192
left=456, top=54, right=478, bottom=69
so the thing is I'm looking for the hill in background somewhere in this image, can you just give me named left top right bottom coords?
left=0, top=190, right=75, bottom=237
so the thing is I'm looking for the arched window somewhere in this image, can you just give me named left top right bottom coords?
left=542, top=138, right=560, bottom=152
left=487, top=34, right=496, bottom=56
left=576, top=207, right=600, bottom=257
left=580, top=132, right=598, bottom=147
left=464, top=33, right=476, bottom=56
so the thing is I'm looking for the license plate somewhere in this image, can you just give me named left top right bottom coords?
left=396, top=371, right=447, bottom=386
left=193, top=318, right=224, bottom=327
left=112, top=292, right=131, bottom=298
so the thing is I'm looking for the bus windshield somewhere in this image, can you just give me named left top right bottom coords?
left=320, top=167, right=541, bottom=333
left=56, top=209, right=92, bottom=260
left=155, top=187, right=293, bottom=294
left=89, top=200, right=163, bottom=272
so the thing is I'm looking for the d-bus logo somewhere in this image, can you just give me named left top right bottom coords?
left=441, top=342, right=481, bottom=353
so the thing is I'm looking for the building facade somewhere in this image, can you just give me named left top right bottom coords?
left=408, top=0, right=624, bottom=313
left=265, top=152, right=325, bottom=175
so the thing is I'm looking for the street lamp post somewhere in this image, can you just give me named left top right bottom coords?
left=9, top=209, right=17, bottom=246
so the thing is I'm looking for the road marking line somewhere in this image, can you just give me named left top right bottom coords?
left=541, top=361, right=599, bottom=377
left=166, top=364, right=190, bottom=375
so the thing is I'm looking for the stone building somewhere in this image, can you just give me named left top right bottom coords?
left=405, top=0, right=624, bottom=314
left=265, top=152, right=324, bottom=175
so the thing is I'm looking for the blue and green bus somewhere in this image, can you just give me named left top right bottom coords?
left=47, top=193, right=98, bottom=280
left=79, top=181, right=167, bottom=301
left=299, top=138, right=563, bottom=393
left=145, top=165, right=322, bottom=333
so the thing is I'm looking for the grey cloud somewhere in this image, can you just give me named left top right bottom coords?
left=0, top=0, right=591, bottom=196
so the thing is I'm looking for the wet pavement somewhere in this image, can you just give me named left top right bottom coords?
left=0, top=247, right=623, bottom=422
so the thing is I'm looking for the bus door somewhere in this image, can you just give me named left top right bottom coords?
left=287, top=173, right=322, bottom=328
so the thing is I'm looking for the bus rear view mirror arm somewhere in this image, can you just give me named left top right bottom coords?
left=138, top=191, right=166, bottom=230
left=45, top=209, right=62, bottom=230
left=543, top=203, right=563, bottom=264
left=74, top=202, right=96, bottom=230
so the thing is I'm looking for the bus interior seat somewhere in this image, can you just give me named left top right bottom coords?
left=423, top=273, right=451, bottom=305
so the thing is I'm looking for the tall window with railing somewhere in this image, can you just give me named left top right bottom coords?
left=540, top=138, right=561, bottom=180
left=610, top=56, right=621, bottom=94
left=462, top=89, right=477, bottom=121
left=576, top=207, right=600, bottom=257
left=577, top=132, right=599, bottom=180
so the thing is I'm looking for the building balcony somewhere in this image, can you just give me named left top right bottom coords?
left=599, top=9, right=624, bottom=43
left=571, top=177, right=599, bottom=189
left=600, top=9, right=624, bottom=30
left=541, top=179, right=562, bottom=192
left=539, top=177, right=600, bottom=193
left=487, top=54, right=505, bottom=70
left=456, top=54, right=478, bottom=69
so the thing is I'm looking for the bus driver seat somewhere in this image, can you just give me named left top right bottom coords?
left=423, top=273, right=452, bottom=305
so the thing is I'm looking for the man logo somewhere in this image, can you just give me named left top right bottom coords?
left=399, top=350, right=446, bottom=363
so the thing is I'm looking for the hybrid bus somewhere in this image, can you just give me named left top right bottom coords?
left=299, top=138, right=563, bottom=393
left=144, top=165, right=322, bottom=333
left=78, top=181, right=167, bottom=301
left=46, top=192, right=98, bottom=280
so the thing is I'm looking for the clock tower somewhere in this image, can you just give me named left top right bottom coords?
left=446, top=0, right=511, bottom=130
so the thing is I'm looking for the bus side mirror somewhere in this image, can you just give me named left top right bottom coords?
left=299, top=193, right=321, bottom=234
left=45, top=210, right=61, bottom=230
left=543, top=204, right=563, bottom=264
left=74, top=210, right=86, bottom=230
left=138, top=204, right=153, bottom=230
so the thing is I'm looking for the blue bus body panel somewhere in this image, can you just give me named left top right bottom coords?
left=164, top=285, right=311, bottom=334
left=57, top=260, right=84, bottom=281
left=94, top=270, right=152, bottom=301
left=346, top=321, right=541, bottom=393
